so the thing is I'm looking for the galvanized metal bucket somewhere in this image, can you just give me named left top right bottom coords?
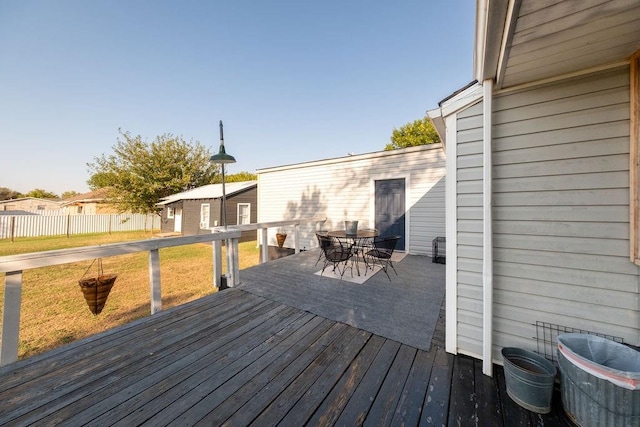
left=502, top=347, right=557, bottom=414
left=344, top=220, right=358, bottom=235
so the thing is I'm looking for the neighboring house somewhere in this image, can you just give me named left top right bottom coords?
left=256, top=144, right=446, bottom=254
left=0, top=198, right=61, bottom=212
left=157, top=181, right=257, bottom=242
left=427, top=0, right=640, bottom=375
left=59, top=188, right=117, bottom=215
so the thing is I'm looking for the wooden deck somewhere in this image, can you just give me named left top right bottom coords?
left=0, top=252, right=574, bottom=426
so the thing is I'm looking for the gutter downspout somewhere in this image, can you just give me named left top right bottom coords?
left=483, top=78, right=494, bottom=376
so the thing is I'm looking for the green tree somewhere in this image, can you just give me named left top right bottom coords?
left=25, top=189, right=59, bottom=199
left=87, top=130, right=219, bottom=214
left=385, top=117, right=440, bottom=151
left=61, top=191, right=80, bottom=199
left=0, top=187, right=22, bottom=200
left=213, top=171, right=257, bottom=184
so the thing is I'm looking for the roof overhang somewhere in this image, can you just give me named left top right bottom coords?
left=476, top=0, right=640, bottom=90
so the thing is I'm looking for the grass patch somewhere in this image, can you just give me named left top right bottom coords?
left=0, top=231, right=260, bottom=360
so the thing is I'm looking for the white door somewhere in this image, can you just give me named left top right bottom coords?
left=200, top=203, right=210, bottom=229
left=174, top=208, right=182, bottom=233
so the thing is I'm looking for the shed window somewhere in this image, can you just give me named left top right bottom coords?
left=237, top=203, right=250, bottom=225
left=167, top=207, right=174, bottom=219
left=200, top=203, right=210, bottom=229
left=631, top=50, right=640, bottom=264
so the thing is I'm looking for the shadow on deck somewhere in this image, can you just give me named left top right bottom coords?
left=0, top=251, right=574, bottom=425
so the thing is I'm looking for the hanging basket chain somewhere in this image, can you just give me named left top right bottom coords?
left=80, top=258, right=102, bottom=281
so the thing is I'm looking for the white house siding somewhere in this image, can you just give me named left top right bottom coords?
left=455, top=101, right=485, bottom=358
left=489, top=66, right=640, bottom=359
left=257, top=145, right=446, bottom=254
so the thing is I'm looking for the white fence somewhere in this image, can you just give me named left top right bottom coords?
left=0, top=213, right=160, bottom=240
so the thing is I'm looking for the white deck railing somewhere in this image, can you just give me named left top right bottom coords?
left=0, top=217, right=326, bottom=366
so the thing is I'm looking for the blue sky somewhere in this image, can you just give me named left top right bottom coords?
left=0, top=0, right=475, bottom=196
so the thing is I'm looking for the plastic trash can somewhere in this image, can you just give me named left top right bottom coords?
left=557, top=333, right=640, bottom=427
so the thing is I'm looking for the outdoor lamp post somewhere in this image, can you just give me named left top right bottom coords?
left=209, top=120, right=236, bottom=229
left=210, top=120, right=236, bottom=290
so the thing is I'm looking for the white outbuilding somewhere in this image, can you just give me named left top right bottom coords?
left=256, top=144, right=446, bottom=256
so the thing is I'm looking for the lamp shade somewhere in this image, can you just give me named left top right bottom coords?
left=209, top=144, right=236, bottom=164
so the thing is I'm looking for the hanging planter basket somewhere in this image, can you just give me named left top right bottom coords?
left=78, top=259, right=117, bottom=315
left=276, top=233, right=287, bottom=248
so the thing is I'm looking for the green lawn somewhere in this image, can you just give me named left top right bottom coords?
left=0, top=231, right=260, bottom=360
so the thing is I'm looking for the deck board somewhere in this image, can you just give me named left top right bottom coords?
left=276, top=330, right=372, bottom=426
left=420, top=344, right=454, bottom=426
left=38, top=302, right=296, bottom=426
left=0, top=253, right=573, bottom=426
left=334, top=338, right=401, bottom=425
left=192, top=316, right=331, bottom=426
left=305, top=334, right=386, bottom=426
left=365, top=344, right=417, bottom=427
left=103, top=306, right=308, bottom=426
left=391, top=347, right=434, bottom=426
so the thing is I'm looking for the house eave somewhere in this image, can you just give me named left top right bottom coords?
left=474, top=0, right=510, bottom=84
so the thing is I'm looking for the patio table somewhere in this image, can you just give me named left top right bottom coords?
left=327, top=229, right=378, bottom=275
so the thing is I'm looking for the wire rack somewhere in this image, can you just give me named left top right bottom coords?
left=432, top=237, right=445, bottom=264
left=535, top=321, right=624, bottom=364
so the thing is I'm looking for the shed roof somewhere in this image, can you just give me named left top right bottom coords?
left=157, top=181, right=257, bottom=205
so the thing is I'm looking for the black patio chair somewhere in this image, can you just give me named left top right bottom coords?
left=364, top=235, right=400, bottom=281
left=318, top=235, right=354, bottom=279
left=314, top=231, right=331, bottom=266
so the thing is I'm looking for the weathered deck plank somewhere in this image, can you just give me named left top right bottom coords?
left=392, top=347, right=435, bottom=426
left=421, top=346, right=454, bottom=426
left=365, top=344, right=417, bottom=426
left=92, top=306, right=307, bottom=426
left=17, top=299, right=293, bottom=425
left=276, top=330, right=372, bottom=426
left=333, top=338, right=402, bottom=425
left=305, top=334, right=386, bottom=426
left=190, top=316, right=332, bottom=426
left=0, top=290, right=268, bottom=424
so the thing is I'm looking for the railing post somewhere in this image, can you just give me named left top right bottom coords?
left=226, top=237, right=240, bottom=286
left=149, top=249, right=162, bottom=314
left=1, top=271, right=23, bottom=366
left=294, top=224, right=300, bottom=253
left=212, top=239, right=222, bottom=289
left=260, top=228, right=268, bottom=264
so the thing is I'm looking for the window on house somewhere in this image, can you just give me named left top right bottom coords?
left=631, top=50, right=640, bottom=264
left=167, top=207, right=174, bottom=219
left=37, top=205, right=45, bottom=210
left=200, top=203, right=210, bottom=229
left=237, top=203, right=250, bottom=225
left=77, top=206, right=82, bottom=214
